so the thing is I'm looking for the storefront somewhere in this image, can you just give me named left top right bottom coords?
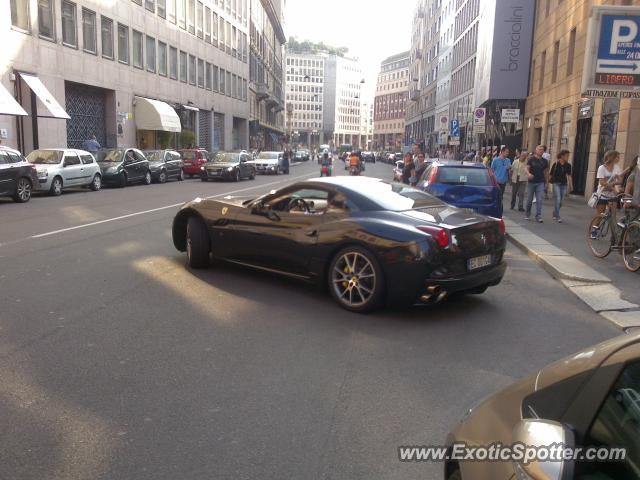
left=134, top=96, right=182, bottom=150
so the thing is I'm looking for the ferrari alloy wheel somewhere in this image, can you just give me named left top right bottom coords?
left=186, top=216, right=210, bottom=268
left=329, top=247, right=383, bottom=312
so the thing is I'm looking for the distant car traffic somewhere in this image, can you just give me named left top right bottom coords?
left=252, top=151, right=288, bottom=175
left=294, top=150, right=310, bottom=162
left=96, top=148, right=152, bottom=187
left=201, top=151, right=256, bottom=182
left=445, top=332, right=640, bottom=480
left=419, top=161, right=503, bottom=218
left=172, top=177, right=506, bottom=312
left=27, top=148, right=102, bottom=195
left=0, top=146, right=38, bottom=203
left=362, top=151, right=376, bottom=163
left=179, top=149, right=210, bottom=178
left=143, top=150, right=185, bottom=183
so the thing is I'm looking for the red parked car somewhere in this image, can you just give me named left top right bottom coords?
left=179, top=149, right=210, bottom=177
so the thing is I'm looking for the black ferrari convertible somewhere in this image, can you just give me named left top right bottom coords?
left=172, top=177, right=506, bottom=312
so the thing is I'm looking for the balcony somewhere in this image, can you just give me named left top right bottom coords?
left=254, top=82, right=269, bottom=101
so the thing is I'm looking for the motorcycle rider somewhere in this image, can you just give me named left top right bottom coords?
left=349, top=151, right=361, bottom=175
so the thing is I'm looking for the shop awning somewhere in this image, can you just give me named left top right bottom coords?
left=0, top=81, right=27, bottom=116
left=19, top=73, right=70, bottom=119
left=134, top=96, right=182, bottom=133
left=181, top=104, right=199, bottom=112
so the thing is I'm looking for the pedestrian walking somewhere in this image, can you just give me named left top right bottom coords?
left=510, top=150, right=528, bottom=211
left=82, top=134, right=101, bottom=153
left=549, top=150, right=573, bottom=223
left=525, top=145, right=549, bottom=223
left=491, top=146, right=511, bottom=198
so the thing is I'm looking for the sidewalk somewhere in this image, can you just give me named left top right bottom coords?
left=502, top=186, right=639, bottom=330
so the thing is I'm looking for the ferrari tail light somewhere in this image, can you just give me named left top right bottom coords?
left=499, top=218, right=506, bottom=236
left=417, top=225, right=450, bottom=248
left=488, top=168, right=499, bottom=187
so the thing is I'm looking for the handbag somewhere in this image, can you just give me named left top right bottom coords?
left=588, top=192, right=600, bottom=208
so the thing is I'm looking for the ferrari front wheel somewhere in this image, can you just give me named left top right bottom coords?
left=186, top=216, right=210, bottom=268
left=329, top=246, right=384, bottom=313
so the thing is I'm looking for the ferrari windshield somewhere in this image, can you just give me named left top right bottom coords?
left=212, top=153, right=240, bottom=163
left=366, top=181, right=443, bottom=211
left=27, top=150, right=63, bottom=164
left=95, top=149, right=125, bottom=162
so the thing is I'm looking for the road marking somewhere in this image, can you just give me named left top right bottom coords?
left=28, top=171, right=318, bottom=240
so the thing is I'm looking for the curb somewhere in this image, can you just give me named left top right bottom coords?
left=504, top=219, right=640, bottom=331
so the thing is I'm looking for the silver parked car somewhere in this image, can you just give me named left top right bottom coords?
left=27, top=149, right=102, bottom=196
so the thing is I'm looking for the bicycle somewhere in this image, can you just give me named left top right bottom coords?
left=587, top=194, right=640, bottom=272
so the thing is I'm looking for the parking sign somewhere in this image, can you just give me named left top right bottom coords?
left=450, top=119, right=460, bottom=137
left=582, top=6, right=640, bottom=98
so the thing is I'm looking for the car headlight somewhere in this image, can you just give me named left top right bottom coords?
left=227, top=166, right=234, bottom=172
left=36, top=169, right=48, bottom=178
left=269, top=165, right=275, bottom=170
left=107, top=167, right=119, bottom=174
left=201, top=166, right=205, bottom=171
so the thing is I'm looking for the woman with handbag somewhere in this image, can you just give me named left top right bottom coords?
left=594, top=150, right=623, bottom=215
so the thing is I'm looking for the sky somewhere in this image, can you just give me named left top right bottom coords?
left=284, top=0, right=416, bottom=97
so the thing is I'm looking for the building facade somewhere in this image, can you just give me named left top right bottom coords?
left=248, top=0, right=285, bottom=151
left=523, top=0, right=639, bottom=198
left=284, top=50, right=326, bottom=147
left=435, top=0, right=455, bottom=148
left=328, top=54, right=365, bottom=149
left=373, top=51, right=409, bottom=151
left=3, top=0, right=250, bottom=154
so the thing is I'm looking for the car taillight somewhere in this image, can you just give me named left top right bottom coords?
left=488, top=168, right=499, bottom=187
left=425, top=165, right=438, bottom=186
left=417, top=225, right=450, bottom=248
left=499, top=218, right=506, bottom=236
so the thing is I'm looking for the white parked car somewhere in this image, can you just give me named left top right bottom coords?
left=27, top=149, right=102, bottom=196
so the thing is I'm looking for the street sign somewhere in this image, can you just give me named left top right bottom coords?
left=450, top=119, right=460, bottom=137
left=439, top=115, right=449, bottom=132
left=438, top=131, right=448, bottom=145
left=473, top=108, right=486, bottom=133
left=501, top=108, right=520, bottom=123
left=582, top=6, right=640, bottom=98
left=449, top=136, right=460, bottom=146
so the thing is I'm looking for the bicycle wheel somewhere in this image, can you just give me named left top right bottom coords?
left=622, top=222, right=640, bottom=272
left=588, top=214, right=613, bottom=258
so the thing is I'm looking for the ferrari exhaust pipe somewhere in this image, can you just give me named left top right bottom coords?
left=420, top=285, right=446, bottom=303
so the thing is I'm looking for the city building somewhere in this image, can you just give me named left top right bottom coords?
left=406, top=0, right=441, bottom=154
left=284, top=50, right=327, bottom=147
left=373, top=51, right=409, bottom=151
left=448, top=0, right=480, bottom=151
left=523, top=0, right=640, bottom=198
left=248, top=0, right=286, bottom=151
left=2, top=0, right=250, bottom=154
left=330, top=55, right=366, bottom=149
left=435, top=0, right=455, bottom=149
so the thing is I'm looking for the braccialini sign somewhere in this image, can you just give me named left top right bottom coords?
left=582, top=5, right=640, bottom=99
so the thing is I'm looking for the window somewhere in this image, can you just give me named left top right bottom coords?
left=551, top=41, right=559, bottom=83
left=197, top=58, right=205, bottom=87
left=212, top=13, right=218, bottom=45
left=168, top=0, right=176, bottom=23
left=205, top=62, right=212, bottom=90
left=178, top=0, right=186, bottom=29
left=231, top=74, right=236, bottom=98
left=188, top=0, right=195, bottom=34
left=539, top=51, right=546, bottom=91
left=101, top=16, right=113, bottom=59
left=560, top=107, right=571, bottom=145
left=189, top=54, right=196, bottom=85
left=38, top=0, right=55, bottom=40
left=205, top=6, right=211, bottom=43
left=82, top=8, right=97, bottom=53
left=146, top=36, right=156, bottom=72
left=212, top=65, right=219, bottom=91
left=567, top=28, right=576, bottom=76
left=158, top=41, right=167, bottom=76
left=64, top=153, right=81, bottom=166
left=218, top=15, right=224, bottom=48
left=11, top=0, right=31, bottom=31
left=242, top=78, right=247, bottom=101
left=196, top=1, right=203, bottom=39
left=157, top=0, right=166, bottom=17
left=61, top=1, right=77, bottom=47
left=546, top=110, right=556, bottom=156
left=232, top=26, right=237, bottom=56
left=179, top=51, right=187, bottom=82
left=169, top=46, right=178, bottom=79
left=132, top=0, right=141, bottom=5
left=145, top=0, right=154, bottom=13
left=220, top=68, right=226, bottom=93
left=117, top=24, right=129, bottom=64
left=578, top=361, right=640, bottom=479
left=226, top=71, right=231, bottom=96
left=225, top=21, right=231, bottom=53
left=80, top=154, right=94, bottom=164
left=132, top=30, right=143, bottom=68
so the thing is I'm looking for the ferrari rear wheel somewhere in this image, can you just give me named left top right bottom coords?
left=329, top=246, right=384, bottom=313
left=186, top=216, right=210, bottom=268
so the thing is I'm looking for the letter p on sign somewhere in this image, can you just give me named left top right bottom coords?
left=610, top=20, right=638, bottom=55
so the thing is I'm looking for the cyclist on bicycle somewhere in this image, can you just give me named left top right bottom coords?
left=624, top=155, right=640, bottom=210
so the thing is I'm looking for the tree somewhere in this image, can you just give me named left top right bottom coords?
left=287, top=37, right=348, bottom=57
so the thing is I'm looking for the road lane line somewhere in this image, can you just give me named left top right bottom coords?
left=28, top=171, right=318, bottom=240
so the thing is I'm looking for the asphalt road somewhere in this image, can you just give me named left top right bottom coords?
left=0, top=159, right=619, bottom=480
